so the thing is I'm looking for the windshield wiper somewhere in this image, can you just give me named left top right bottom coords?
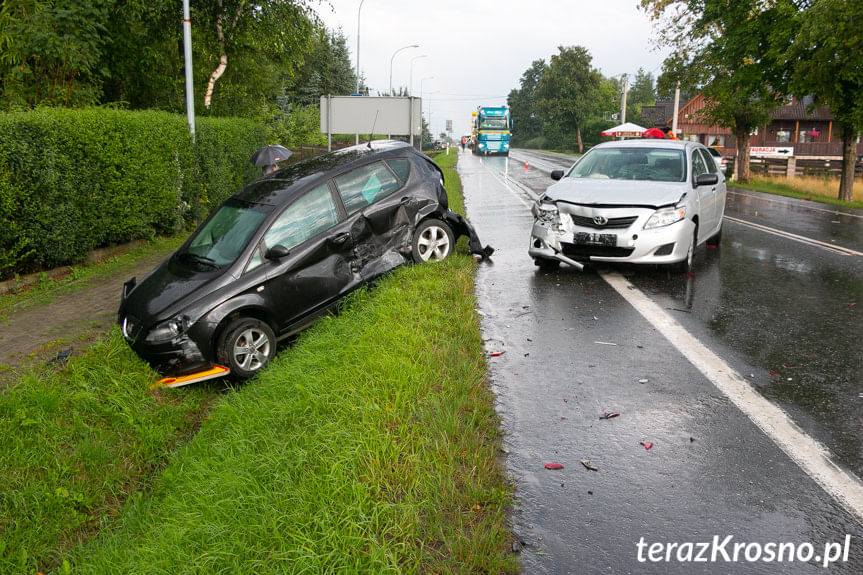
left=176, top=252, right=220, bottom=269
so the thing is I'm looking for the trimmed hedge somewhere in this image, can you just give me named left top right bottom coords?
left=0, top=108, right=268, bottom=279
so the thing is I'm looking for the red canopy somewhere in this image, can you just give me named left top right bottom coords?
left=642, top=128, right=666, bottom=139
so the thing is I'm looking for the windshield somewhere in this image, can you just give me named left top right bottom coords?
left=479, top=117, right=508, bottom=130
left=568, top=147, right=686, bottom=183
left=178, top=200, right=270, bottom=268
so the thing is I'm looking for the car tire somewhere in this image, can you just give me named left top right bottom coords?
left=706, top=223, right=722, bottom=246
left=672, top=225, right=698, bottom=273
left=534, top=257, right=560, bottom=271
left=217, top=317, right=276, bottom=379
left=412, top=218, right=455, bottom=263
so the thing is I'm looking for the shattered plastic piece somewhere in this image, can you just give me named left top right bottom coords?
left=581, top=460, right=598, bottom=471
left=638, top=378, right=649, bottom=384
left=46, top=346, right=74, bottom=366
left=593, top=316, right=598, bottom=321
left=636, top=345, right=644, bottom=349
left=599, top=412, right=620, bottom=420
left=782, top=364, right=797, bottom=369
left=594, top=341, right=618, bottom=346
left=849, top=302, right=856, bottom=307
left=489, top=351, right=505, bottom=357
left=563, top=398, right=568, bottom=403
left=745, top=374, right=755, bottom=379
left=544, top=462, right=564, bottom=470
left=640, top=441, right=653, bottom=450
left=768, top=371, right=779, bottom=377
left=683, top=272, right=696, bottom=278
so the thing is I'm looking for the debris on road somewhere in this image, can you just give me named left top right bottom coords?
left=638, top=378, right=649, bottom=384
left=489, top=351, right=505, bottom=357
left=640, top=441, right=653, bottom=450
left=545, top=462, right=564, bottom=470
left=599, top=412, right=620, bottom=420
left=581, top=460, right=598, bottom=471
left=594, top=341, right=618, bottom=346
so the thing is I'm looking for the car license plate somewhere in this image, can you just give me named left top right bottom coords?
left=573, top=232, right=616, bottom=247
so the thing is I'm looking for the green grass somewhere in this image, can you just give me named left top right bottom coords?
left=0, top=331, right=214, bottom=573
left=731, top=178, right=863, bottom=211
left=0, top=154, right=515, bottom=574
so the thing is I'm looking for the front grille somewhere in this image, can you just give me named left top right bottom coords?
left=570, top=215, right=638, bottom=229
left=561, top=243, right=635, bottom=258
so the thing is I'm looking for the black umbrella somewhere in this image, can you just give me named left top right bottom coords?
left=250, top=145, right=293, bottom=167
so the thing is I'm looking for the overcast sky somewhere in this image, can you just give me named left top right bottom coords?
left=314, top=0, right=670, bottom=137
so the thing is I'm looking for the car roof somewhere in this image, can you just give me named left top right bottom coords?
left=592, top=139, right=699, bottom=151
left=233, top=140, right=419, bottom=206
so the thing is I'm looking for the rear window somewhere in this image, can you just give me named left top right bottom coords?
left=386, top=158, right=411, bottom=183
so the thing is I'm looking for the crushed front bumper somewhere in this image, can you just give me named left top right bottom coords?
left=528, top=207, right=695, bottom=268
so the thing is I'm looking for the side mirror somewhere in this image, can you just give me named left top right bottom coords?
left=265, top=244, right=290, bottom=260
left=695, top=173, right=719, bottom=187
left=551, top=170, right=564, bottom=181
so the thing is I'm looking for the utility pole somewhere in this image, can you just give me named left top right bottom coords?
left=671, top=81, right=680, bottom=137
left=182, top=0, right=195, bottom=140
left=619, top=73, right=629, bottom=125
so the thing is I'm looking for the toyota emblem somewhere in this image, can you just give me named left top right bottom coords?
left=593, top=215, right=608, bottom=226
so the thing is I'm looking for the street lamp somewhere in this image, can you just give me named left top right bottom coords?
left=409, top=54, right=427, bottom=97
left=389, top=44, right=419, bottom=95
left=355, top=0, right=365, bottom=95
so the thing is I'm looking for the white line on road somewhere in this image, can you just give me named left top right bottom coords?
left=600, top=270, right=863, bottom=525
left=724, top=215, right=863, bottom=256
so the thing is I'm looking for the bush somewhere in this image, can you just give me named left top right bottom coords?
left=0, top=108, right=267, bottom=279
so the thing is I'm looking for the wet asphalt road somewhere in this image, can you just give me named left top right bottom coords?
left=461, top=149, right=863, bottom=573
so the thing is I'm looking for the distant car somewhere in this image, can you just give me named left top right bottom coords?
left=529, top=139, right=726, bottom=272
left=119, top=141, right=488, bottom=385
left=706, top=146, right=728, bottom=174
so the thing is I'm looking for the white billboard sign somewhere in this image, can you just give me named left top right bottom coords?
left=750, top=146, right=794, bottom=158
left=320, top=95, right=422, bottom=138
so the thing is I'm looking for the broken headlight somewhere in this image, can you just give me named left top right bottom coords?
left=644, top=207, right=685, bottom=230
left=145, top=316, right=190, bottom=344
left=534, top=201, right=560, bottom=223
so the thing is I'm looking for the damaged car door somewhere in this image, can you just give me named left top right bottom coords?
left=332, top=159, right=412, bottom=280
left=254, top=182, right=356, bottom=334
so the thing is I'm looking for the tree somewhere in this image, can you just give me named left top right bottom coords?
left=788, top=0, right=863, bottom=201
left=535, top=46, right=602, bottom=153
left=507, top=59, right=544, bottom=143
left=0, top=0, right=108, bottom=107
left=642, top=0, right=788, bottom=183
left=626, top=68, right=656, bottom=125
left=195, top=0, right=317, bottom=111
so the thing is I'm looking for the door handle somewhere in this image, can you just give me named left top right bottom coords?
left=331, top=232, right=351, bottom=246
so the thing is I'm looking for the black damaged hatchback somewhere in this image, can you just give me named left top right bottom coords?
left=118, top=141, right=490, bottom=387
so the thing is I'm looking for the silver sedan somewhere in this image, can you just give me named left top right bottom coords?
left=528, top=140, right=725, bottom=272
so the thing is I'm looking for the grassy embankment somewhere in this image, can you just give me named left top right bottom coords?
left=735, top=174, right=863, bottom=210
left=0, top=152, right=516, bottom=574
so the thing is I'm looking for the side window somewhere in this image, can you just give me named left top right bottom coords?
left=691, top=149, right=709, bottom=179
left=699, top=149, right=718, bottom=174
left=386, top=158, right=411, bottom=183
left=244, top=246, right=265, bottom=274
left=263, top=184, right=339, bottom=251
left=333, top=161, right=401, bottom=215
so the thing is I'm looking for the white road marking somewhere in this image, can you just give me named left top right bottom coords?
left=724, top=215, right=862, bottom=256
left=600, top=270, right=863, bottom=524
left=728, top=190, right=863, bottom=219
